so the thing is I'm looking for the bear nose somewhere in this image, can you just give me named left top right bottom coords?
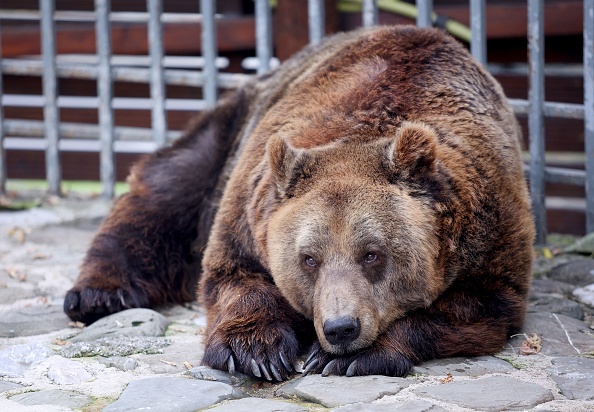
left=323, top=316, right=361, bottom=346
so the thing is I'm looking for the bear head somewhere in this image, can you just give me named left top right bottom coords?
left=266, top=121, right=453, bottom=355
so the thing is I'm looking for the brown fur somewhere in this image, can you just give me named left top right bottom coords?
left=65, top=26, right=534, bottom=379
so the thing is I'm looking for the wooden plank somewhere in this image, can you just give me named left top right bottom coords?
left=1, top=17, right=256, bottom=57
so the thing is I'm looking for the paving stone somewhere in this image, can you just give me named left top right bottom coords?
left=413, top=376, right=553, bottom=411
left=528, top=294, right=584, bottom=320
left=505, top=312, right=594, bottom=356
left=412, top=356, right=515, bottom=377
left=0, top=381, right=24, bottom=393
left=549, top=356, right=594, bottom=400
left=547, top=260, right=594, bottom=287
left=0, top=287, right=37, bottom=306
left=530, top=279, right=577, bottom=296
left=98, top=356, right=138, bottom=371
left=10, top=389, right=92, bottom=408
left=0, top=305, right=71, bottom=338
left=69, top=308, right=170, bottom=342
left=135, top=337, right=203, bottom=374
left=59, top=336, right=170, bottom=358
left=102, top=377, right=244, bottom=412
left=187, top=365, right=250, bottom=386
left=331, top=400, right=447, bottom=412
left=277, top=375, right=410, bottom=408
left=47, top=357, right=93, bottom=385
left=0, top=342, right=53, bottom=378
left=208, top=397, right=307, bottom=412
left=573, top=283, right=594, bottom=307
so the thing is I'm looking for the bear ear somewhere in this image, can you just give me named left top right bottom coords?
left=267, top=135, right=305, bottom=197
left=388, top=122, right=438, bottom=177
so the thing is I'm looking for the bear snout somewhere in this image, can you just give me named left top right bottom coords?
left=323, top=316, right=361, bottom=346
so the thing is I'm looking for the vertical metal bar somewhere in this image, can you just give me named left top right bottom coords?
left=201, top=0, right=218, bottom=107
left=528, top=0, right=546, bottom=244
left=308, top=0, right=325, bottom=44
left=362, top=0, right=379, bottom=27
left=0, top=20, right=5, bottom=196
left=416, top=0, right=433, bottom=28
left=255, top=0, right=272, bottom=74
left=470, top=0, right=487, bottom=65
left=147, top=0, right=167, bottom=146
left=95, top=0, right=115, bottom=198
left=585, top=0, right=594, bottom=233
left=40, top=0, right=61, bottom=195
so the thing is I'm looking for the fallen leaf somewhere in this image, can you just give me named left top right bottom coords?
left=160, top=360, right=177, bottom=367
left=54, top=338, right=69, bottom=346
left=184, top=361, right=193, bottom=370
left=520, top=333, right=542, bottom=355
left=440, top=372, right=454, bottom=383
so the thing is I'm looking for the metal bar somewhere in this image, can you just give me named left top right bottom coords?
left=308, top=0, right=325, bottom=44
left=362, top=0, right=379, bottom=27
left=528, top=0, right=546, bottom=244
left=416, top=0, right=433, bottom=28
left=255, top=0, right=272, bottom=74
left=147, top=0, right=167, bottom=146
left=523, top=165, right=586, bottom=186
left=470, top=0, right=487, bottom=65
left=3, top=119, right=181, bottom=142
left=508, top=99, right=585, bottom=120
left=95, top=0, right=115, bottom=198
left=0, top=19, right=5, bottom=196
left=201, top=0, right=218, bottom=107
left=40, top=0, right=61, bottom=195
left=1, top=60, right=250, bottom=89
left=585, top=0, right=594, bottom=233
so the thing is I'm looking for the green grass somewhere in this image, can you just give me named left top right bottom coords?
left=6, top=179, right=130, bottom=197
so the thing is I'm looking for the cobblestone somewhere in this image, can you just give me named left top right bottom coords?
left=1, top=198, right=594, bottom=411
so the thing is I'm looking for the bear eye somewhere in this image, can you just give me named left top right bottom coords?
left=304, top=255, right=317, bottom=268
left=363, top=252, right=379, bottom=264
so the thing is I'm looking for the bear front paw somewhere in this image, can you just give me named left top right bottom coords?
left=202, top=323, right=301, bottom=382
left=64, top=286, right=149, bottom=325
left=303, top=341, right=413, bottom=377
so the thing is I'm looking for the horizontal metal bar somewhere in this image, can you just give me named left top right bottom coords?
left=508, top=99, right=584, bottom=120
left=40, top=54, right=229, bottom=69
left=3, top=119, right=181, bottom=141
left=1, top=59, right=251, bottom=89
left=523, top=164, right=586, bottom=186
left=487, top=63, right=584, bottom=77
left=3, top=137, right=158, bottom=154
left=2, top=95, right=208, bottom=111
left=0, top=10, right=213, bottom=23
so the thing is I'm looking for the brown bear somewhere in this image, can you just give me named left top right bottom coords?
left=64, top=25, right=535, bottom=380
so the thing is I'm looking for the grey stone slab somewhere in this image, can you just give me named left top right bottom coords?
left=187, top=365, right=250, bottom=386
left=547, top=260, right=594, bottom=287
left=69, top=308, right=169, bottom=342
left=10, top=389, right=92, bottom=408
left=102, top=377, right=244, bottom=412
left=135, top=337, right=203, bottom=374
left=412, top=356, right=515, bottom=377
left=528, top=294, right=584, bottom=320
left=0, top=381, right=24, bottom=393
left=98, top=356, right=138, bottom=371
left=0, top=342, right=53, bottom=378
left=209, top=397, right=307, bottom=412
left=331, top=400, right=447, bottom=412
left=0, top=305, right=71, bottom=338
left=505, top=312, right=594, bottom=356
left=530, top=279, right=576, bottom=296
left=59, top=336, right=170, bottom=358
left=0, top=286, right=37, bottom=306
left=277, top=375, right=410, bottom=408
left=549, top=356, right=594, bottom=400
left=413, top=376, right=553, bottom=411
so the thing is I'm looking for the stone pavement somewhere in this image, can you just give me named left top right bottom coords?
left=1, top=197, right=594, bottom=412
